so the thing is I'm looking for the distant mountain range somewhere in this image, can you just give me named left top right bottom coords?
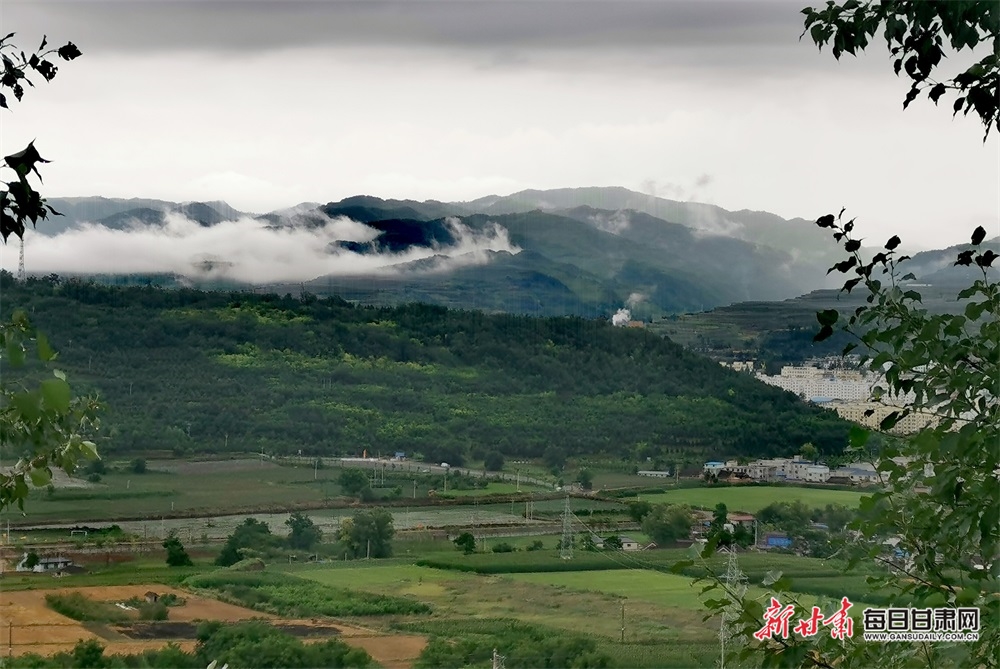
left=31, top=188, right=966, bottom=317
left=655, top=235, right=999, bottom=368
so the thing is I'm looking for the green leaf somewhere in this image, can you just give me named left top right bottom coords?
left=955, top=588, right=979, bottom=606
left=28, top=467, right=51, bottom=487
left=879, top=411, right=900, bottom=431
left=885, top=235, right=901, bottom=250
left=923, top=591, right=947, bottom=607
left=36, top=331, right=56, bottom=361
left=670, top=559, right=694, bottom=574
left=41, top=377, right=71, bottom=413
left=965, top=301, right=987, bottom=321
left=80, top=440, right=99, bottom=460
left=816, top=309, right=839, bottom=326
left=971, top=226, right=987, bottom=246
left=12, top=391, right=41, bottom=423
left=849, top=425, right=870, bottom=448
left=5, top=340, right=25, bottom=366
left=813, top=325, right=834, bottom=342
left=56, top=42, right=82, bottom=61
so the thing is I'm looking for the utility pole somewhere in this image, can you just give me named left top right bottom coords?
left=491, top=648, right=505, bottom=669
left=413, top=480, right=417, bottom=499
left=366, top=539, right=371, bottom=560
left=621, top=599, right=626, bottom=643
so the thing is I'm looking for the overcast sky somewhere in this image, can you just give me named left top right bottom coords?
left=2, top=0, right=997, bottom=250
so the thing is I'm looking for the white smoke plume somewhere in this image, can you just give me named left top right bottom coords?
left=626, top=292, right=646, bottom=308
left=6, top=213, right=520, bottom=284
left=611, top=308, right=631, bottom=326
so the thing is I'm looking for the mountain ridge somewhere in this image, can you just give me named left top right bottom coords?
left=24, top=187, right=931, bottom=318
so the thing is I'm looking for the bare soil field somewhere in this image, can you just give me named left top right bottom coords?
left=0, top=585, right=426, bottom=668
left=149, top=458, right=281, bottom=475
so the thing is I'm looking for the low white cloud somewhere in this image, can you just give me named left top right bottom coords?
left=10, top=214, right=520, bottom=284
left=589, top=210, right=631, bottom=235
left=626, top=292, right=646, bottom=308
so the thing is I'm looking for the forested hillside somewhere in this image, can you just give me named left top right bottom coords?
left=1, top=273, right=850, bottom=464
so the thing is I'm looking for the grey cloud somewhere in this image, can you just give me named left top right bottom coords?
left=6, top=1, right=809, bottom=55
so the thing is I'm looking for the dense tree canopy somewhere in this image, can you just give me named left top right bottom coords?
left=339, top=508, right=394, bottom=559
left=0, top=278, right=852, bottom=464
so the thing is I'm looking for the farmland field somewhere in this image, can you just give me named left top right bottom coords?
left=631, top=485, right=866, bottom=512
left=17, top=459, right=345, bottom=524
left=295, top=561, right=717, bottom=654
left=0, top=583, right=425, bottom=668
left=436, top=482, right=547, bottom=497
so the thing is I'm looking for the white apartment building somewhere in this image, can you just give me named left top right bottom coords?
left=804, top=465, right=831, bottom=483
left=830, top=401, right=935, bottom=435
left=756, top=365, right=873, bottom=402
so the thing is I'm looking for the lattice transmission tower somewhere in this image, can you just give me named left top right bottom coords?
left=17, top=236, right=25, bottom=281
left=719, top=547, right=748, bottom=669
left=559, top=496, right=574, bottom=560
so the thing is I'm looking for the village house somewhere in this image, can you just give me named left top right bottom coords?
left=16, top=554, right=75, bottom=573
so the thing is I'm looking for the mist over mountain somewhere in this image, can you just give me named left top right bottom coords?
left=13, top=187, right=923, bottom=317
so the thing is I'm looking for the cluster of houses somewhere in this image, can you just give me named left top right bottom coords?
left=703, top=455, right=883, bottom=486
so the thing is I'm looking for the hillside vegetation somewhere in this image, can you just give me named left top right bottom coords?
left=1, top=274, right=850, bottom=463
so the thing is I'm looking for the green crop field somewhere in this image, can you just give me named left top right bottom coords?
left=631, top=485, right=866, bottom=512
left=16, top=459, right=346, bottom=524
left=508, top=569, right=709, bottom=610
left=436, top=482, right=547, bottom=497
left=295, top=560, right=719, bottom=662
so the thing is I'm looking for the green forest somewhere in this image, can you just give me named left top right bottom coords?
left=1, top=272, right=850, bottom=464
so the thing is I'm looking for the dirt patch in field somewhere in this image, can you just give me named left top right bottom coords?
left=0, top=585, right=268, bottom=656
left=0, top=585, right=425, bottom=668
left=342, top=634, right=427, bottom=669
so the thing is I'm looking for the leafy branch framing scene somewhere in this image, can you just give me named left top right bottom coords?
left=693, top=2, right=999, bottom=668
left=1, top=32, right=99, bottom=512
left=0, top=3, right=995, bottom=669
